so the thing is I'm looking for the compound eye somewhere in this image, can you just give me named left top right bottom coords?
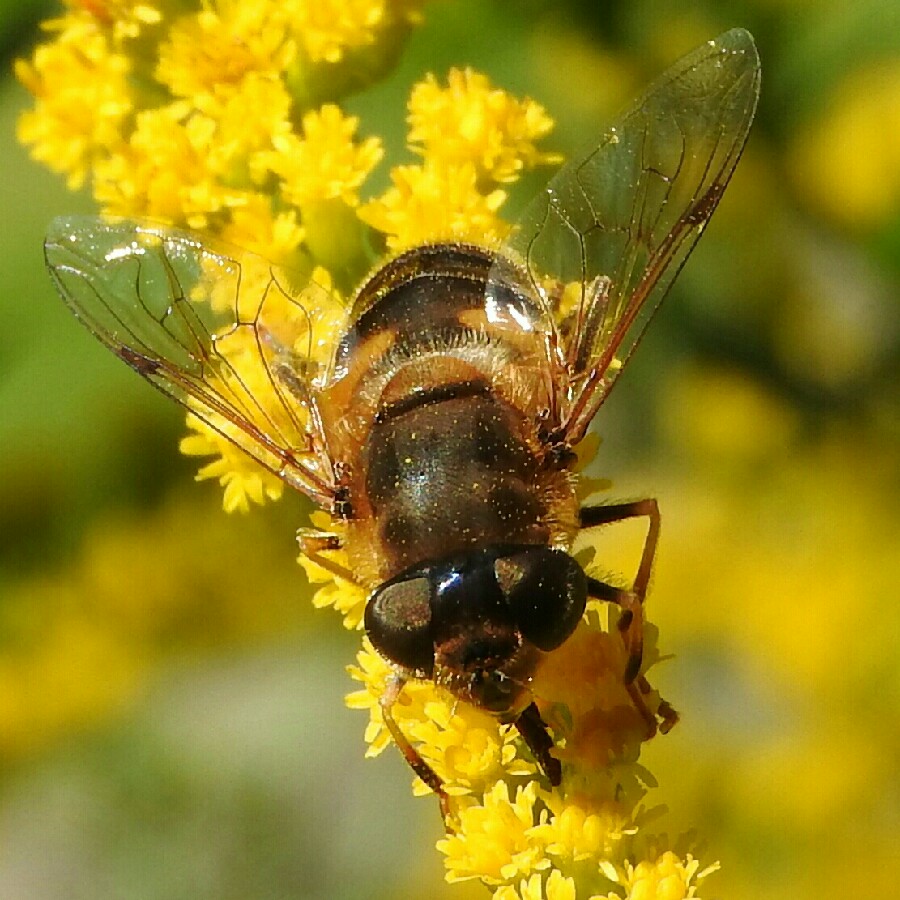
left=365, top=575, right=434, bottom=676
left=495, top=548, right=587, bottom=651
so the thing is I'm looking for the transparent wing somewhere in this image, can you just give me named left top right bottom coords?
left=45, top=216, right=345, bottom=505
left=493, top=28, right=761, bottom=442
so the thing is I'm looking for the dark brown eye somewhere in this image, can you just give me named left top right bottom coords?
left=365, top=575, right=434, bottom=675
left=495, top=548, right=587, bottom=651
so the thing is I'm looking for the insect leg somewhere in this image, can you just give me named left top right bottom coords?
left=296, top=528, right=358, bottom=584
left=580, top=499, right=678, bottom=736
left=584, top=575, right=644, bottom=685
left=585, top=577, right=654, bottom=736
left=380, top=674, right=453, bottom=828
left=579, top=499, right=660, bottom=682
left=514, top=702, right=561, bottom=786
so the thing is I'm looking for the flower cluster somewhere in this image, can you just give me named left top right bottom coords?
left=343, top=584, right=711, bottom=899
left=18, top=0, right=564, bottom=514
left=358, top=67, right=562, bottom=251
left=0, top=493, right=310, bottom=762
left=18, top=3, right=716, bottom=897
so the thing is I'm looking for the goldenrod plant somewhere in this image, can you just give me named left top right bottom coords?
left=14, top=3, right=898, bottom=900
left=14, top=4, right=732, bottom=898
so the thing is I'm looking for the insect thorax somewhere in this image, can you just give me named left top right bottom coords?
left=318, top=243, right=578, bottom=587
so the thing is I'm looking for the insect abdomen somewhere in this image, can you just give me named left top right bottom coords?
left=363, top=385, right=548, bottom=574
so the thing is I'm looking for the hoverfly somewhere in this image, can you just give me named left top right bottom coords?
left=45, top=30, right=760, bottom=819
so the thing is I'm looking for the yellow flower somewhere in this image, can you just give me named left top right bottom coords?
left=360, top=68, right=562, bottom=251
left=408, top=68, right=562, bottom=183
left=19, top=3, right=715, bottom=897
left=439, top=780, right=550, bottom=885
left=263, top=104, right=383, bottom=207
left=92, top=104, right=248, bottom=228
left=156, top=7, right=295, bottom=102
left=215, top=196, right=306, bottom=268
left=359, top=158, right=509, bottom=250
left=286, top=0, right=386, bottom=64
left=408, top=697, right=533, bottom=795
left=535, top=798, right=635, bottom=864
left=299, top=513, right=368, bottom=628
left=15, top=17, right=131, bottom=189
left=203, top=73, right=295, bottom=186
left=494, top=870, right=577, bottom=900
left=179, top=258, right=345, bottom=514
left=65, top=1, right=162, bottom=40
left=301, top=556, right=368, bottom=629
left=599, top=852, right=720, bottom=900
left=180, top=422, right=287, bottom=514
left=345, top=640, right=399, bottom=755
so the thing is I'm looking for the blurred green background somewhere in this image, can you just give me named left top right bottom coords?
left=1, top=1, right=898, bottom=898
